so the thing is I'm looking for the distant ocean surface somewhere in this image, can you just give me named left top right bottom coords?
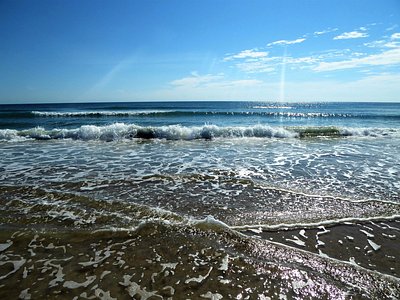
left=1, top=101, right=399, bottom=299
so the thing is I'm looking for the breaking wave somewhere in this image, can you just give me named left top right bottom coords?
left=1, top=123, right=398, bottom=142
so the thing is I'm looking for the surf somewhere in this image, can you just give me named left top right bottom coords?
left=1, top=123, right=398, bottom=141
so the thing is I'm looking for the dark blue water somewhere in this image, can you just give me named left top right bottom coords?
left=1, top=101, right=400, bottom=131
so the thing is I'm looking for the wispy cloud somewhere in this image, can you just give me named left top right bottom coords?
left=333, top=31, right=369, bottom=40
left=314, top=48, right=400, bottom=71
left=171, top=72, right=263, bottom=88
left=267, top=38, right=306, bottom=46
left=386, top=24, right=398, bottom=31
left=314, top=28, right=338, bottom=36
left=235, top=60, right=276, bottom=73
left=146, top=72, right=400, bottom=102
left=364, top=32, right=400, bottom=49
left=171, top=72, right=224, bottom=87
left=364, top=40, right=388, bottom=48
left=223, top=22, right=400, bottom=77
left=224, top=49, right=269, bottom=61
left=154, top=72, right=268, bottom=100
left=83, top=55, right=137, bottom=99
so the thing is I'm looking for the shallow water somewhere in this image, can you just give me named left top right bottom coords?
left=1, top=102, right=399, bottom=298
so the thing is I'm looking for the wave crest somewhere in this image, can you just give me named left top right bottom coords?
left=31, top=110, right=170, bottom=117
left=0, top=123, right=398, bottom=142
left=31, top=110, right=354, bottom=118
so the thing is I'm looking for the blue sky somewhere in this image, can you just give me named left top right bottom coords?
left=0, top=0, right=399, bottom=103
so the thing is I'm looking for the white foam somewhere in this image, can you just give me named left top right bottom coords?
left=292, top=278, right=312, bottom=290
left=2, top=124, right=398, bottom=142
left=0, top=257, right=26, bottom=280
left=48, top=264, right=65, bottom=288
left=253, top=105, right=292, bottom=109
left=359, top=229, right=374, bottom=238
left=349, top=257, right=358, bottom=265
left=94, top=288, right=117, bottom=300
left=0, top=123, right=298, bottom=141
left=248, top=228, right=263, bottom=234
left=160, top=262, right=178, bottom=271
left=339, top=127, right=399, bottom=138
left=200, top=291, right=223, bottom=299
left=162, top=286, right=175, bottom=296
left=185, top=267, right=213, bottom=284
left=218, top=278, right=231, bottom=284
left=0, top=241, right=12, bottom=252
left=285, top=236, right=306, bottom=247
left=192, top=216, right=231, bottom=231
left=233, top=214, right=400, bottom=231
left=119, top=275, right=160, bottom=299
left=63, top=275, right=96, bottom=289
left=0, top=129, right=21, bottom=141
left=299, top=229, right=308, bottom=239
left=19, top=288, right=31, bottom=300
left=79, top=248, right=113, bottom=267
left=100, top=271, right=112, bottom=280
left=31, top=110, right=170, bottom=117
left=367, top=239, right=381, bottom=251
left=218, top=255, right=229, bottom=271
left=317, top=226, right=330, bottom=236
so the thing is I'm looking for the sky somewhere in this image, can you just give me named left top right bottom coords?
left=0, top=0, right=399, bottom=103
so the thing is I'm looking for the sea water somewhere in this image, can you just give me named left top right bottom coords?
left=0, top=101, right=399, bottom=299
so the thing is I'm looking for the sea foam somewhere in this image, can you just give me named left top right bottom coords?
left=0, top=123, right=398, bottom=142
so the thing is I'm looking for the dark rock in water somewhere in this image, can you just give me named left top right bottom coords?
left=136, top=128, right=156, bottom=139
left=296, top=127, right=341, bottom=138
left=200, top=129, right=213, bottom=140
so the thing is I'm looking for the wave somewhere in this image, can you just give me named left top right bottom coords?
left=0, top=123, right=398, bottom=141
left=253, top=105, right=293, bottom=109
left=31, top=110, right=346, bottom=118
left=31, top=110, right=172, bottom=117
left=29, top=110, right=399, bottom=119
left=0, top=109, right=387, bottom=122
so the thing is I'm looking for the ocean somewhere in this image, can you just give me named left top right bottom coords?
left=0, top=101, right=399, bottom=299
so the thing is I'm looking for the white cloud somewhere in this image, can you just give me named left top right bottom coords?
left=314, top=48, right=400, bottom=71
left=233, top=53, right=323, bottom=74
left=314, top=28, right=338, bottom=35
left=364, top=32, right=400, bottom=49
left=364, top=40, right=387, bottom=48
left=224, top=49, right=268, bottom=61
left=333, top=31, right=369, bottom=40
left=286, top=56, right=318, bottom=64
left=384, top=41, right=400, bottom=48
left=391, top=33, right=400, bottom=39
left=267, top=38, right=306, bottom=46
left=234, top=56, right=281, bottom=73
